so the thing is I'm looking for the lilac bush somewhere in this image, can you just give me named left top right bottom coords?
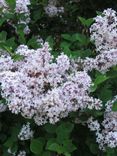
left=0, top=0, right=117, bottom=155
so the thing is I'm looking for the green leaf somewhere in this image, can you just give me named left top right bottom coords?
left=99, top=87, right=112, bottom=102
left=10, top=144, right=18, bottom=153
left=112, top=101, right=117, bottom=111
left=4, top=126, right=19, bottom=148
left=90, top=73, right=109, bottom=92
left=0, top=134, right=7, bottom=142
left=79, top=17, right=94, bottom=27
left=5, top=37, right=17, bottom=50
left=0, top=31, right=7, bottom=43
left=60, top=41, right=71, bottom=56
left=56, top=122, right=74, bottom=135
left=62, top=140, right=77, bottom=153
left=43, top=124, right=56, bottom=134
left=89, top=143, right=98, bottom=155
left=93, top=111, right=103, bottom=117
left=30, top=138, right=45, bottom=154
left=46, top=138, right=57, bottom=149
left=0, top=19, right=5, bottom=26
left=106, top=148, right=116, bottom=156
left=6, top=0, right=16, bottom=9
left=4, top=12, right=14, bottom=19
left=12, top=54, right=24, bottom=61
left=46, top=139, right=64, bottom=154
left=96, top=11, right=103, bottom=16
left=17, top=24, right=26, bottom=44
left=27, top=36, right=39, bottom=49
left=71, top=49, right=93, bottom=58
left=46, top=36, right=54, bottom=49
left=46, top=138, right=76, bottom=155
left=4, top=137, right=14, bottom=147
left=71, top=33, right=90, bottom=46
left=64, top=153, right=71, bottom=156
left=32, top=9, right=44, bottom=21
left=47, top=143, right=63, bottom=154
left=56, top=122, right=74, bottom=143
left=11, top=126, right=20, bottom=139
left=61, top=34, right=72, bottom=41
left=42, top=151, right=51, bottom=156
left=4, top=137, right=18, bottom=154
left=95, top=75, right=108, bottom=85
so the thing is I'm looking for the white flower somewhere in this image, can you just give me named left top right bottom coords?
left=17, top=151, right=26, bottom=156
left=90, top=8, right=117, bottom=52
left=44, top=0, right=64, bottom=17
left=23, top=25, right=30, bottom=34
left=15, top=0, right=30, bottom=14
left=18, top=122, right=33, bottom=140
left=0, top=42, right=102, bottom=125
left=88, top=96, right=117, bottom=150
left=0, top=103, right=7, bottom=112
left=0, top=0, right=8, bottom=13
left=56, top=53, right=70, bottom=73
left=87, top=117, right=100, bottom=131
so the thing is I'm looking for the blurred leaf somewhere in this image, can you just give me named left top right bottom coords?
left=6, top=0, right=16, bottom=9
left=62, top=140, right=76, bottom=153
left=89, top=143, right=99, bottom=155
left=32, top=9, right=44, bottom=21
left=42, top=151, right=51, bottom=156
left=61, top=34, right=72, bottom=41
left=30, top=138, right=45, bottom=154
left=4, top=138, right=14, bottom=147
left=0, top=31, right=7, bottom=43
left=0, top=19, right=5, bottom=26
left=43, top=124, right=56, bottom=134
left=106, top=148, right=116, bottom=156
left=96, top=11, right=103, bottom=16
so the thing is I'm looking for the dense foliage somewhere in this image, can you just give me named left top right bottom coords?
left=0, top=0, right=117, bottom=156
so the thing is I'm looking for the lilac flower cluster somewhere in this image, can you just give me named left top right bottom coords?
left=0, top=103, right=7, bottom=112
left=18, top=122, right=33, bottom=140
left=17, top=151, right=26, bottom=156
left=0, top=0, right=7, bottom=11
left=90, top=8, right=117, bottom=52
left=0, top=0, right=30, bottom=14
left=15, top=0, right=30, bottom=14
left=8, top=149, right=26, bottom=156
left=76, top=8, right=117, bottom=150
left=75, top=9, right=117, bottom=73
left=87, top=96, right=117, bottom=150
left=76, top=49, right=117, bottom=73
left=44, top=0, right=64, bottom=17
left=0, top=0, right=31, bottom=34
left=0, top=42, right=102, bottom=125
left=15, top=0, right=31, bottom=34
